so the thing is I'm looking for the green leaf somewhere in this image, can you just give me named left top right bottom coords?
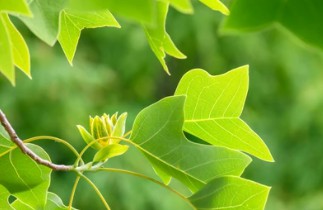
left=12, top=192, right=74, bottom=210
left=175, top=66, right=274, bottom=162
left=167, top=0, right=193, bottom=14
left=18, top=0, right=65, bottom=46
left=0, top=144, right=51, bottom=209
left=77, top=125, right=101, bottom=150
left=0, top=14, right=14, bottom=85
left=143, top=1, right=186, bottom=75
left=93, top=144, right=129, bottom=162
left=67, top=0, right=155, bottom=25
left=58, top=9, right=120, bottom=64
left=130, top=96, right=251, bottom=192
left=111, top=112, right=127, bottom=138
left=0, top=185, right=14, bottom=210
left=0, top=0, right=32, bottom=16
left=189, top=176, right=270, bottom=210
left=199, top=0, right=229, bottom=15
left=3, top=14, right=30, bottom=78
left=222, top=0, right=323, bottom=50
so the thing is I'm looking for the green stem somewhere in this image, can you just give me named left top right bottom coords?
left=68, top=175, right=81, bottom=210
left=97, top=168, right=196, bottom=210
left=24, top=136, right=80, bottom=158
left=79, top=173, right=111, bottom=210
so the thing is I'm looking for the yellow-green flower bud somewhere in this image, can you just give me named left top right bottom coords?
left=77, top=112, right=128, bottom=149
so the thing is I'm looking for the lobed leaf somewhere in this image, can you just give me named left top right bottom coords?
left=0, top=0, right=31, bottom=16
left=175, top=66, right=274, bottom=162
left=130, top=96, right=251, bottom=192
left=189, top=176, right=270, bottom=210
left=67, top=0, right=155, bottom=25
left=222, top=0, right=323, bottom=50
left=143, top=1, right=186, bottom=74
left=58, top=9, right=120, bottom=64
left=0, top=143, right=51, bottom=209
left=18, top=0, right=65, bottom=46
left=199, top=0, right=229, bottom=15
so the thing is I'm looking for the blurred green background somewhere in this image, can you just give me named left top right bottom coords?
left=1, top=2, right=323, bottom=210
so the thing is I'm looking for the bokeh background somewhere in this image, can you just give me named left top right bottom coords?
left=1, top=1, right=323, bottom=210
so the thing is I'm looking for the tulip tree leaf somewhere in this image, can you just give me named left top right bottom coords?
left=0, top=14, right=30, bottom=85
left=18, top=0, right=65, bottom=46
left=175, top=66, right=274, bottom=162
left=168, top=0, right=193, bottom=14
left=130, top=96, right=251, bottom=192
left=0, top=0, right=31, bottom=16
left=0, top=143, right=51, bottom=209
left=189, top=176, right=270, bottom=210
left=58, top=10, right=120, bottom=64
left=12, top=192, right=72, bottom=210
left=143, top=1, right=186, bottom=75
left=222, top=0, right=323, bottom=50
left=199, top=0, right=229, bottom=15
left=67, top=0, right=155, bottom=25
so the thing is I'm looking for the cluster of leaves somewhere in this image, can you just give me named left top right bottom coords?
left=0, top=0, right=230, bottom=85
left=0, top=66, right=273, bottom=209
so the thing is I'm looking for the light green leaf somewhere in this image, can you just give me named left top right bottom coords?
left=0, top=185, right=14, bottom=210
left=189, top=176, right=270, bottom=210
left=18, top=0, right=65, bottom=46
left=58, top=9, right=120, bottom=64
left=0, top=144, right=51, bottom=209
left=12, top=192, right=74, bottom=210
left=199, top=0, right=229, bottom=15
left=93, top=144, right=129, bottom=162
left=111, top=112, right=127, bottom=138
left=77, top=125, right=101, bottom=150
left=143, top=1, right=186, bottom=75
left=67, top=0, right=155, bottom=25
left=222, top=0, right=323, bottom=50
left=0, top=14, right=14, bottom=85
left=130, top=96, right=251, bottom=192
left=175, top=66, right=274, bottom=162
left=0, top=0, right=31, bottom=16
left=3, top=14, right=30, bottom=78
left=167, top=0, right=193, bottom=14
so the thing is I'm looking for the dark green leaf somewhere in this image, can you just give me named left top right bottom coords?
left=222, top=0, right=323, bottom=50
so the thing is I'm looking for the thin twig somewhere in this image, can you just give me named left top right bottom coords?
left=0, top=109, right=73, bottom=171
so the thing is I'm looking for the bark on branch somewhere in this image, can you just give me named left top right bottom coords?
left=0, top=109, right=73, bottom=171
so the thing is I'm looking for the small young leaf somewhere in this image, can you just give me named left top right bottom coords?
left=130, top=96, right=251, bottom=192
left=18, top=0, right=65, bottom=46
left=93, top=144, right=129, bottom=163
left=111, top=112, right=127, bottom=141
left=58, top=9, right=120, bottom=64
left=175, top=66, right=274, bottom=162
left=77, top=125, right=101, bottom=150
left=0, top=0, right=32, bottom=16
left=199, top=0, right=229, bottom=15
left=143, top=1, right=186, bottom=75
left=189, top=176, right=270, bottom=210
